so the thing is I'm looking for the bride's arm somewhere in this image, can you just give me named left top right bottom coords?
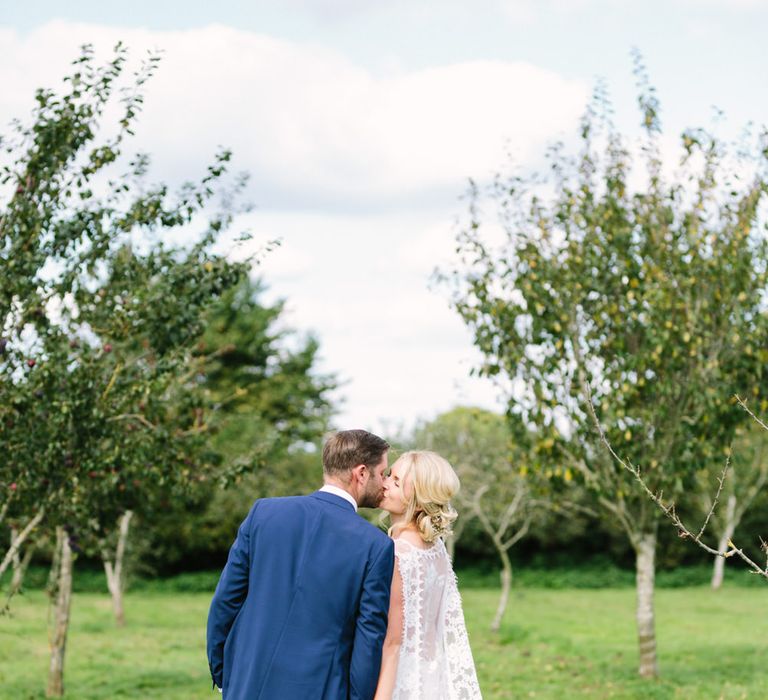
left=373, top=557, right=404, bottom=700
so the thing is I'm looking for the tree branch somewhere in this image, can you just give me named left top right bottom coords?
left=0, top=494, right=12, bottom=529
left=737, top=395, right=768, bottom=433
left=0, top=507, right=45, bottom=581
left=106, top=413, right=157, bottom=429
left=585, top=386, right=768, bottom=580
left=696, top=455, right=730, bottom=541
left=501, top=513, right=533, bottom=550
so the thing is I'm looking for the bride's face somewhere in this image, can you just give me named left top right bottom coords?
left=380, top=458, right=411, bottom=515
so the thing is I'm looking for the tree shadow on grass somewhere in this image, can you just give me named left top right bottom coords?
left=494, top=622, right=531, bottom=645
left=660, top=641, right=767, bottom=688
left=76, top=668, right=207, bottom=699
left=582, top=643, right=767, bottom=700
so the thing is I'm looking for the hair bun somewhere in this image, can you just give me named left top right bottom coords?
left=417, top=502, right=458, bottom=543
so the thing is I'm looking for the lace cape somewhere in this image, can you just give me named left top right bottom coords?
left=392, top=537, right=482, bottom=700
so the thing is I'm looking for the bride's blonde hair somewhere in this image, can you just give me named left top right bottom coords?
left=390, top=450, right=460, bottom=543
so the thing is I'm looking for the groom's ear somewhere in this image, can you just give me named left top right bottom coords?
left=351, top=464, right=367, bottom=484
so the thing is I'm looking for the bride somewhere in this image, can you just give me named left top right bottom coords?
left=374, top=450, right=482, bottom=700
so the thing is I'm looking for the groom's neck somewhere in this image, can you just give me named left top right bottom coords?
left=323, top=478, right=356, bottom=499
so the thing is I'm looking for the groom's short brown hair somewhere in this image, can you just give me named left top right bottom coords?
left=322, top=429, right=389, bottom=477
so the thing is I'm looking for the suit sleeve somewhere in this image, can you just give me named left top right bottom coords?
left=206, top=501, right=258, bottom=689
left=350, top=538, right=395, bottom=700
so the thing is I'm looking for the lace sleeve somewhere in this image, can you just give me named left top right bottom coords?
left=442, top=569, right=483, bottom=699
left=392, top=537, right=482, bottom=699
left=393, top=538, right=420, bottom=656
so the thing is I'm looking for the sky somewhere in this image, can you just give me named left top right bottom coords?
left=2, top=1, right=767, bottom=434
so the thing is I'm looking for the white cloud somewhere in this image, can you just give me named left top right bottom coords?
left=0, top=22, right=588, bottom=212
left=232, top=208, right=506, bottom=430
left=0, top=20, right=586, bottom=431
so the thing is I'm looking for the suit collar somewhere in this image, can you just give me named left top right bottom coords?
left=312, top=489, right=357, bottom=512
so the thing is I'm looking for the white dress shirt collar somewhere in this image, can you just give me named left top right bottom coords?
left=319, top=484, right=358, bottom=512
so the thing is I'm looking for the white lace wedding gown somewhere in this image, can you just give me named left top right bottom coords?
left=392, top=537, right=482, bottom=699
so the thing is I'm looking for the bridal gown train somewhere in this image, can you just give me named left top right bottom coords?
left=391, top=537, right=482, bottom=700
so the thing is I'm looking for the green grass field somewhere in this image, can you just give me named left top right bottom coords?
left=1, top=582, right=766, bottom=699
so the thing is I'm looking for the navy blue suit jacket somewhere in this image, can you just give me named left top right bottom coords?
left=207, top=491, right=395, bottom=700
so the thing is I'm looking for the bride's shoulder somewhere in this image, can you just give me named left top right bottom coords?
left=393, top=529, right=427, bottom=550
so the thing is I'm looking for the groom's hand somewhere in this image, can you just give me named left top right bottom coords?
left=349, top=541, right=395, bottom=700
left=207, top=502, right=260, bottom=694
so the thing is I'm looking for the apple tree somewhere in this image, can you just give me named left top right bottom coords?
left=444, top=57, right=768, bottom=677
left=0, top=44, right=252, bottom=696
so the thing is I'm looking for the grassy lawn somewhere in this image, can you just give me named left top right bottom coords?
left=1, top=583, right=766, bottom=699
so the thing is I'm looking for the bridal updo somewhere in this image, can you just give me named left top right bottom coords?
left=393, top=450, right=460, bottom=543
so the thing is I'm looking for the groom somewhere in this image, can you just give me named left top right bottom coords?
left=207, top=429, right=394, bottom=700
